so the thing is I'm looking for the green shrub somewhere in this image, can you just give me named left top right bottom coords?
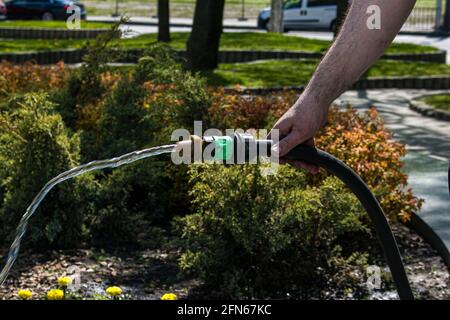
left=78, top=45, right=211, bottom=244
left=175, top=164, right=370, bottom=299
left=92, top=45, right=210, bottom=159
left=0, top=93, right=98, bottom=248
left=51, top=22, right=123, bottom=129
left=209, top=92, right=422, bottom=222
left=89, top=161, right=189, bottom=247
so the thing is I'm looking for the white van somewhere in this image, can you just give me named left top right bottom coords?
left=257, top=0, right=339, bottom=31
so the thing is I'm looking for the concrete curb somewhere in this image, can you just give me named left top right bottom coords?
left=0, top=48, right=446, bottom=65
left=216, top=50, right=446, bottom=64
left=409, top=95, right=450, bottom=121
left=0, top=49, right=85, bottom=64
left=222, top=76, right=450, bottom=95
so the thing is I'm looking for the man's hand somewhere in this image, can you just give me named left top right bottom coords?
left=269, top=0, right=416, bottom=172
left=270, top=97, right=328, bottom=173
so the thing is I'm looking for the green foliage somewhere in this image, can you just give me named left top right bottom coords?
left=77, top=44, right=210, bottom=159
left=175, top=164, right=369, bottom=299
left=89, top=161, right=189, bottom=247
left=209, top=93, right=423, bottom=222
left=77, top=45, right=210, bottom=244
left=0, top=93, right=98, bottom=248
left=0, top=39, right=422, bottom=300
left=51, top=21, right=123, bottom=129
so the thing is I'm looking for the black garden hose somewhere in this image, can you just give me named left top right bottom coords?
left=285, top=145, right=414, bottom=300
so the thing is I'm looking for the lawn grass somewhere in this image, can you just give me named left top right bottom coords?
left=0, top=39, right=84, bottom=53
left=420, top=94, right=450, bottom=111
left=0, top=20, right=110, bottom=29
left=0, top=32, right=439, bottom=54
left=206, top=59, right=450, bottom=88
left=121, top=32, right=439, bottom=54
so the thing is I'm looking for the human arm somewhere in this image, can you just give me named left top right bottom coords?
left=270, top=0, right=416, bottom=172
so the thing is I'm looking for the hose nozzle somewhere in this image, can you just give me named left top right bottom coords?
left=175, top=133, right=273, bottom=164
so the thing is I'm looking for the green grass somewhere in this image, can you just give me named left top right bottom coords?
left=0, top=20, right=110, bottom=29
left=206, top=59, right=450, bottom=88
left=420, top=94, right=450, bottom=111
left=0, top=32, right=439, bottom=54
left=0, top=39, right=84, bottom=53
left=121, top=32, right=439, bottom=54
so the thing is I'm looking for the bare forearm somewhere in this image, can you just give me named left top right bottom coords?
left=299, top=0, right=416, bottom=110
left=270, top=0, right=417, bottom=163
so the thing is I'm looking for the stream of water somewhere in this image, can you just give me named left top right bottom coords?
left=0, top=144, right=176, bottom=286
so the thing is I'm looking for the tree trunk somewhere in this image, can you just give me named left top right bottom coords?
left=269, top=0, right=284, bottom=33
left=334, top=0, right=350, bottom=37
left=186, top=0, right=225, bottom=71
left=444, top=0, right=450, bottom=31
left=158, top=0, right=171, bottom=42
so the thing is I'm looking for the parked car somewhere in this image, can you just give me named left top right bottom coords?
left=258, top=0, right=340, bottom=31
left=5, top=0, right=86, bottom=21
left=0, top=0, right=7, bottom=20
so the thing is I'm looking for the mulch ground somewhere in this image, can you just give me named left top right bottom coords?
left=0, top=224, right=448, bottom=300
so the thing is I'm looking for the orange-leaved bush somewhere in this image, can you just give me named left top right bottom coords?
left=0, top=62, right=68, bottom=99
left=208, top=91, right=422, bottom=222
left=316, top=105, right=423, bottom=222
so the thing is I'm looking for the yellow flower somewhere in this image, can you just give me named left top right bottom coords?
left=106, top=286, right=123, bottom=297
left=57, top=276, right=73, bottom=287
left=47, top=289, right=64, bottom=300
left=18, top=289, right=33, bottom=300
left=161, top=293, right=177, bottom=300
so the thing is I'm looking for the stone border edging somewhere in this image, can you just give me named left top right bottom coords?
left=0, top=47, right=445, bottom=64
left=223, top=76, right=450, bottom=95
left=0, top=49, right=85, bottom=64
left=0, top=27, right=109, bottom=39
left=216, top=50, right=446, bottom=64
left=114, top=49, right=448, bottom=64
left=409, top=95, right=450, bottom=121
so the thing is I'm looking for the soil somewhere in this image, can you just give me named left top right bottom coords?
left=0, top=224, right=448, bottom=300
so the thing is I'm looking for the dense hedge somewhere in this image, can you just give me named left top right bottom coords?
left=176, top=165, right=369, bottom=299
left=0, top=93, right=98, bottom=247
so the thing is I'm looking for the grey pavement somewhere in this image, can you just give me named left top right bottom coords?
left=336, top=89, right=450, bottom=250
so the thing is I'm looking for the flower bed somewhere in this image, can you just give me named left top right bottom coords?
left=0, top=43, right=445, bottom=300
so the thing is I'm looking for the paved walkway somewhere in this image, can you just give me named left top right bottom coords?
left=336, top=89, right=450, bottom=250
